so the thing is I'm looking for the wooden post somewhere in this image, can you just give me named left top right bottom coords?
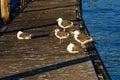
left=1, top=0, right=10, bottom=25
left=21, top=0, right=26, bottom=7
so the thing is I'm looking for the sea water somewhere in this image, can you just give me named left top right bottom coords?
left=82, top=0, right=120, bottom=79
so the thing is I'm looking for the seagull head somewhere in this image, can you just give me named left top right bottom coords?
left=68, top=43, right=75, bottom=47
left=54, top=28, right=60, bottom=32
left=17, top=31, right=23, bottom=36
left=17, top=31, right=23, bottom=39
left=56, top=18, right=63, bottom=22
left=70, top=30, right=80, bottom=35
left=67, top=43, right=75, bottom=52
left=74, top=30, right=80, bottom=35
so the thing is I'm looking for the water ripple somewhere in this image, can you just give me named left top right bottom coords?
left=82, top=0, right=120, bottom=79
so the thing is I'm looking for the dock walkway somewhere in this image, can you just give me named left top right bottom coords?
left=0, top=0, right=106, bottom=80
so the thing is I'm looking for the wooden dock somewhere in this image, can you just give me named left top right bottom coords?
left=0, top=0, right=110, bottom=80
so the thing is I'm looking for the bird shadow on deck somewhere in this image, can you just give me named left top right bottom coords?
left=4, top=18, right=79, bottom=34
left=0, top=3, right=76, bottom=36
left=22, top=4, right=76, bottom=13
left=31, top=34, right=50, bottom=39
left=5, top=23, right=57, bottom=34
left=0, top=56, right=90, bottom=80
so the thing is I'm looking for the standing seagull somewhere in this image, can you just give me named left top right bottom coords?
left=56, top=18, right=73, bottom=32
left=17, top=31, right=32, bottom=40
left=73, top=30, right=96, bottom=48
left=54, top=28, right=69, bottom=44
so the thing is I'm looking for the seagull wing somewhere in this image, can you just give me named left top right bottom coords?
left=72, top=46, right=79, bottom=51
left=77, top=34, right=91, bottom=42
left=19, top=33, right=31, bottom=38
left=57, top=31, right=69, bottom=38
left=61, top=20, right=72, bottom=27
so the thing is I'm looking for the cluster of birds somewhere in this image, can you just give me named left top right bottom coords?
left=54, top=18, right=96, bottom=54
left=16, top=17, right=96, bottom=54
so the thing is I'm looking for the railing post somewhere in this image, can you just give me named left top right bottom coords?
left=21, top=0, right=26, bottom=7
left=0, top=0, right=10, bottom=25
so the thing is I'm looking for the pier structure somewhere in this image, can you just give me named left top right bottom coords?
left=0, top=0, right=110, bottom=80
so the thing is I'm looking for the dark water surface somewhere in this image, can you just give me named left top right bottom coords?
left=82, top=0, right=120, bottom=80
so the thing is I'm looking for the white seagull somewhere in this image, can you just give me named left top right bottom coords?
left=73, top=30, right=96, bottom=48
left=17, top=31, right=32, bottom=40
left=54, top=28, right=69, bottom=44
left=56, top=18, right=74, bottom=32
left=67, top=43, right=79, bottom=54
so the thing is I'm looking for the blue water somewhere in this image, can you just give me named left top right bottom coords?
left=82, top=0, right=120, bottom=80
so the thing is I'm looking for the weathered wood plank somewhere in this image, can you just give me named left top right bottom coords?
left=0, top=0, right=99, bottom=80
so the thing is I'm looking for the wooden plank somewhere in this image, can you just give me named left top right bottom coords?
left=0, top=0, right=98, bottom=80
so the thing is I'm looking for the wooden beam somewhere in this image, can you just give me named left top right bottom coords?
left=0, top=0, right=10, bottom=25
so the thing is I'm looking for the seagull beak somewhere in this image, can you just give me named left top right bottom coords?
left=70, top=31, right=75, bottom=35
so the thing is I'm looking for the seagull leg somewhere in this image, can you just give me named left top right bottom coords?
left=63, top=28, right=66, bottom=32
left=60, top=39, right=62, bottom=44
left=62, top=39, right=64, bottom=44
left=81, top=44, right=86, bottom=48
left=81, top=44, right=87, bottom=52
left=80, top=42, right=86, bottom=47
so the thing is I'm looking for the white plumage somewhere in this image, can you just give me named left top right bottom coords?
left=17, top=31, right=32, bottom=40
left=56, top=18, right=73, bottom=32
left=67, top=43, right=79, bottom=53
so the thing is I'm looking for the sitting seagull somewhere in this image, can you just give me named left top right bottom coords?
left=67, top=43, right=79, bottom=54
left=54, top=28, right=69, bottom=44
left=73, top=30, right=96, bottom=48
left=17, top=31, right=32, bottom=40
left=56, top=18, right=73, bottom=32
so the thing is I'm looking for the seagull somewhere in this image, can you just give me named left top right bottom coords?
left=67, top=43, right=79, bottom=54
left=54, top=28, right=69, bottom=44
left=17, top=31, right=32, bottom=40
left=73, top=30, right=96, bottom=48
left=56, top=18, right=74, bottom=32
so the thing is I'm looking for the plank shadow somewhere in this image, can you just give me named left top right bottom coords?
left=0, top=56, right=90, bottom=80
